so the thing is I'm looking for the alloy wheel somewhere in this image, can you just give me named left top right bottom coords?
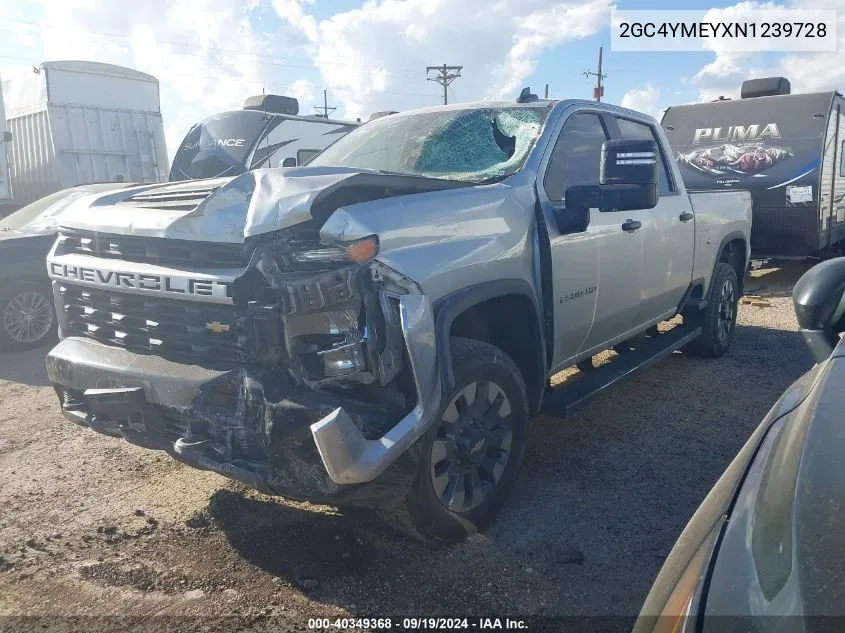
left=716, top=279, right=736, bottom=344
left=429, top=380, right=514, bottom=513
left=3, top=291, right=54, bottom=344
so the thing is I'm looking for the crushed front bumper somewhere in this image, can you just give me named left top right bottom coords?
left=46, top=293, right=441, bottom=508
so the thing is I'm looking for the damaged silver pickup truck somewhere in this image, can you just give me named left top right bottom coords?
left=45, top=93, right=751, bottom=543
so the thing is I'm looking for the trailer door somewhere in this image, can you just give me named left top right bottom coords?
left=828, top=102, right=845, bottom=247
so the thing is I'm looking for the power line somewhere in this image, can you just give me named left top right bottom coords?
left=313, top=88, right=336, bottom=118
left=584, top=46, right=606, bottom=102
left=426, top=64, right=462, bottom=105
left=0, top=53, right=440, bottom=99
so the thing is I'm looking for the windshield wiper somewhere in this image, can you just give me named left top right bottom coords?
left=474, top=175, right=508, bottom=184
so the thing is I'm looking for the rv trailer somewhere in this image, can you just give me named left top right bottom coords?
left=169, top=95, right=359, bottom=181
left=662, top=78, right=845, bottom=258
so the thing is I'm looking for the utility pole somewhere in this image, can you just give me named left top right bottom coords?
left=314, top=89, right=336, bottom=118
left=426, top=64, right=462, bottom=105
left=584, top=46, right=606, bottom=102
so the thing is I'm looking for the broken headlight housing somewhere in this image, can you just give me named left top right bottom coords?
left=249, top=233, right=381, bottom=384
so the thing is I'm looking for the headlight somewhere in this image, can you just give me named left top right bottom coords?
left=289, top=235, right=379, bottom=265
left=245, top=232, right=381, bottom=383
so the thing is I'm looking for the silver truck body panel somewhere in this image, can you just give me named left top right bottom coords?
left=311, top=291, right=440, bottom=484
left=320, top=182, right=540, bottom=301
left=688, top=190, right=754, bottom=290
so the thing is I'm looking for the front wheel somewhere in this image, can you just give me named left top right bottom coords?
left=382, top=337, right=528, bottom=544
left=0, top=281, right=57, bottom=351
left=685, top=262, right=739, bottom=358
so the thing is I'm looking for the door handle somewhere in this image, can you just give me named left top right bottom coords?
left=679, top=211, right=694, bottom=222
left=621, top=219, right=642, bottom=232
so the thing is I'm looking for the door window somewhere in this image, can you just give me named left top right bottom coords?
left=544, top=113, right=608, bottom=202
left=614, top=117, right=675, bottom=195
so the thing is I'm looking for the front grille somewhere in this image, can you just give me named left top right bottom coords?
left=59, top=285, right=246, bottom=364
left=58, top=231, right=250, bottom=269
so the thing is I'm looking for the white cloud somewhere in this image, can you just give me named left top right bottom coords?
left=620, top=82, right=663, bottom=120
left=3, top=0, right=319, bottom=158
left=274, top=0, right=613, bottom=121
left=690, top=0, right=845, bottom=102
left=0, top=0, right=614, bottom=161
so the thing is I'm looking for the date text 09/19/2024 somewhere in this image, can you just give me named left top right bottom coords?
left=307, top=618, right=529, bottom=630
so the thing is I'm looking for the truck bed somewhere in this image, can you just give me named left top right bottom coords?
left=689, top=189, right=753, bottom=288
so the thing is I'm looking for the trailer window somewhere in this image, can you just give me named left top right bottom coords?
left=297, top=149, right=320, bottom=165
left=544, top=113, right=608, bottom=202
left=169, top=110, right=267, bottom=181
left=614, top=117, right=675, bottom=195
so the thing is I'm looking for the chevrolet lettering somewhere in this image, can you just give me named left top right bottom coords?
left=49, top=262, right=231, bottom=302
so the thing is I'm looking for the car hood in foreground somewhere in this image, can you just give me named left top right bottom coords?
left=703, top=338, right=845, bottom=624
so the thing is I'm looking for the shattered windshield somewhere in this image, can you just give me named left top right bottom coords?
left=309, top=106, right=548, bottom=182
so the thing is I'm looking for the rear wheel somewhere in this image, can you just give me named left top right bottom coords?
left=382, top=337, right=528, bottom=544
left=685, top=262, right=739, bottom=358
left=0, top=282, right=57, bottom=351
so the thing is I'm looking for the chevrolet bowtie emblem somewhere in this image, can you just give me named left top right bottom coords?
left=206, top=322, right=231, bottom=334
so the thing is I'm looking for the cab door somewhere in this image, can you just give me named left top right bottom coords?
left=607, top=115, right=695, bottom=322
left=538, top=110, right=646, bottom=370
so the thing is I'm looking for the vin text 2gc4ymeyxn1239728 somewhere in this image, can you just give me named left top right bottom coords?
left=44, top=90, right=751, bottom=543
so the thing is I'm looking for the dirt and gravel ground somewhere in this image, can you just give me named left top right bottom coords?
left=0, top=264, right=815, bottom=632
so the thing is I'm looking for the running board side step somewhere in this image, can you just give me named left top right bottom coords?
left=540, top=324, right=703, bottom=418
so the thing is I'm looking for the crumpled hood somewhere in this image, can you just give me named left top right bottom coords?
left=56, top=167, right=470, bottom=244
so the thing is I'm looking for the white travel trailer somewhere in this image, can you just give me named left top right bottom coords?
left=169, top=94, right=359, bottom=181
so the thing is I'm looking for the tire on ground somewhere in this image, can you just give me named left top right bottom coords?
left=0, top=281, right=57, bottom=352
left=685, top=262, right=739, bottom=358
left=380, top=337, right=528, bottom=544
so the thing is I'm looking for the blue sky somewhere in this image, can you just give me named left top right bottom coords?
left=0, top=0, right=841, bottom=158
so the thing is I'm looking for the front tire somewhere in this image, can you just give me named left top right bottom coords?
left=0, top=281, right=57, bottom=351
left=382, top=337, right=528, bottom=544
left=685, top=262, right=739, bottom=358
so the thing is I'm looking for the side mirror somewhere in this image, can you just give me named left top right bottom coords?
left=600, top=139, right=659, bottom=188
left=281, top=157, right=297, bottom=168
left=793, top=257, right=845, bottom=362
left=564, top=139, right=659, bottom=213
